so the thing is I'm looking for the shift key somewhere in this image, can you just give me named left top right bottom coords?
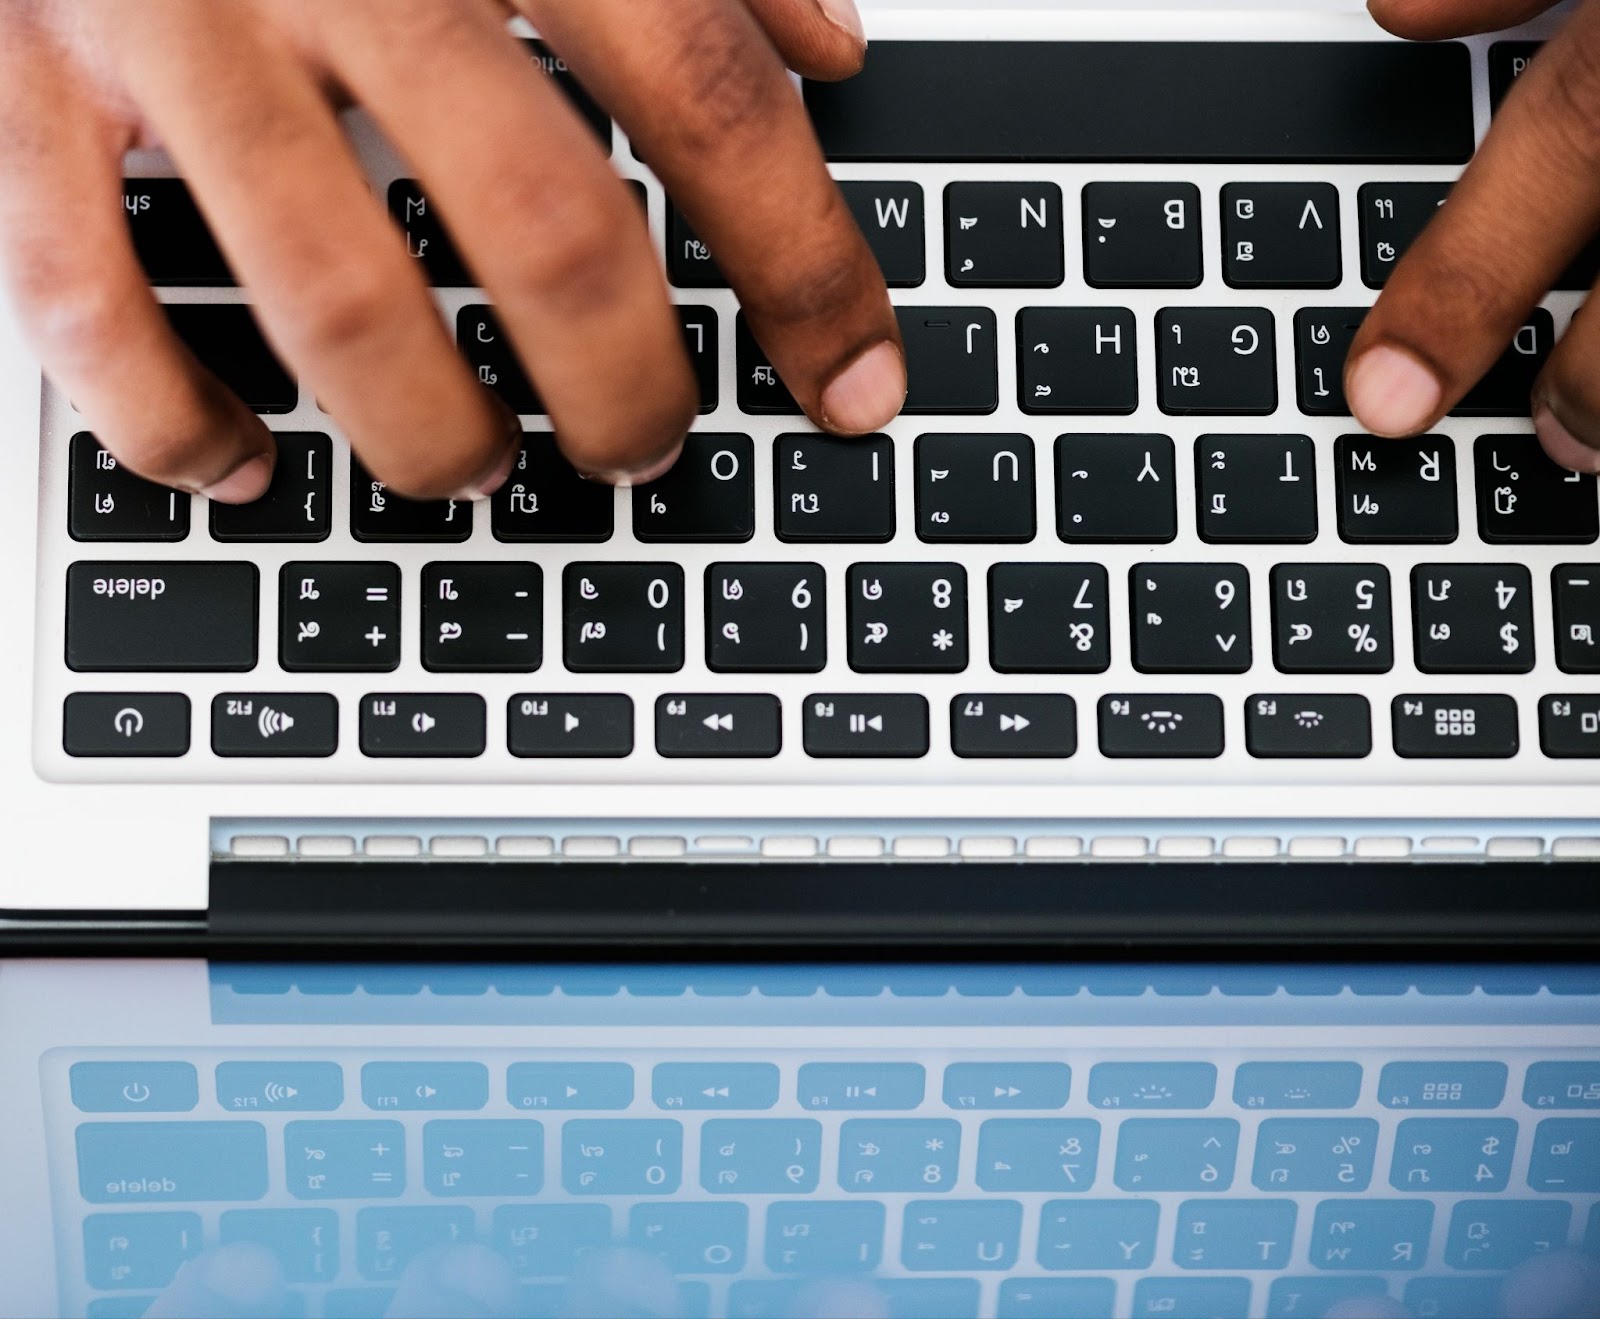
left=67, top=562, right=257, bottom=672
left=77, top=1121, right=269, bottom=1202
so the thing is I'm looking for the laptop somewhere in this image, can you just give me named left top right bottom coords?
left=1, top=1, right=1596, bottom=1315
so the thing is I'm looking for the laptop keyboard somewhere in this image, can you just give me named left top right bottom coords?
left=41, top=31, right=1600, bottom=781
left=49, top=1041, right=1600, bottom=1317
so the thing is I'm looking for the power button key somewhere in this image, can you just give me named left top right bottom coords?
left=64, top=693, right=190, bottom=757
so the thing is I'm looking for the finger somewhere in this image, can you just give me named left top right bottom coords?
left=0, top=27, right=274, bottom=501
left=1368, top=0, right=1559, bottom=40
left=311, top=0, right=694, bottom=481
left=95, top=0, right=519, bottom=499
left=744, top=0, right=867, bottom=80
left=527, top=0, right=906, bottom=436
left=1345, top=0, right=1600, bottom=440
left=1533, top=276, right=1600, bottom=472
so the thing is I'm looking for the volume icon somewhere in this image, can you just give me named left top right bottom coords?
left=257, top=706, right=296, bottom=739
left=262, top=1081, right=299, bottom=1104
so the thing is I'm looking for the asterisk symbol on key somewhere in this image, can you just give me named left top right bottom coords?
left=924, top=1138, right=945, bottom=1151
left=931, top=629, right=955, bottom=651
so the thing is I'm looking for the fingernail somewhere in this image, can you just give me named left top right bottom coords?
left=820, top=340, right=906, bottom=435
left=1535, top=403, right=1600, bottom=474
left=200, top=452, right=274, bottom=505
left=583, top=438, right=685, bottom=488
left=817, top=0, right=867, bottom=46
left=1345, top=344, right=1443, bottom=437
left=459, top=434, right=521, bottom=501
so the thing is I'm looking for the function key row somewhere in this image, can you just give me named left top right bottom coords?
left=59, top=689, right=1600, bottom=762
left=61, top=559, right=1600, bottom=678
left=68, top=430, right=1600, bottom=548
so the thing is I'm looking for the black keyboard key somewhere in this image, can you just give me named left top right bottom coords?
left=736, top=313, right=800, bottom=414
left=1056, top=434, right=1176, bottom=543
left=280, top=562, right=400, bottom=672
left=66, top=562, right=257, bottom=672
left=211, top=433, right=332, bottom=543
left=350, top=457, right=471, bottom=542
left=1359, top=182, right=1450, bottom=288
left=387, top=180, right=470, bottom=287
left=848, top=563, right=968, bottom=673
left=667, top=204, right=727, bottom=288
left=524, top=40, right=610, bottom=150
left=360, top=693, right=486, bottom=758
left=1196, top=434, right=1317, bottom=542
left=899, top=307, right=999, bottom=414
left=1157, top=307, right=1276, bottom=415
left=776, top=434, right=895, bottom=542
left=1490, top=42, right=1541, bottom=113
left=165, top=305, right=295, bottom=413
left=1554, top=566, right=1600, bottom=673
left=1295, top=307, right=1366, bottom=415
left=422, top=562, right=542, bottom=673
left=945, top=182, right=1064, bottom=287
left=1017, top=308, right=1137, bottom=415
left=1477, top=434, right=1599, bottom=544
left=1335, top=435, right=1458, bottom=543
left=211, top=692, right=338, bottom=758
left=807, top=42, right=1472, bottom=164
left=634, top=434, right=754, bottom=542
left=457, top=306, right=541, bottom=413
left=706, top=562, right=827, bottom=673
left=952, top=694, right=1076, bottom=759
left=915, top=434, right=1035, bottom=543
left=656, top=694, right=782, bottom=758
left=1270, top=564, right=1394, bottom=674
left=492, top=434, right=614, bottom=542
left=680, top=306, right=718, bottom=413
left=1454, top=312, right=1551, bottom=417
left=124, top=180, right=232, bottom=286
left=1099, top=694, right=1225, bottom=759
left=564, top=563, right=684, bottom=672
left=1131, top=563, right=1252, bottom=673
left=68, top=433, right=189, bottom=542
left=839, top=181, right=926, bottom=287
left=1541, top=695, right=1600, bottom=758
left=64, top=693, right=190, bottom=758
left=1083, top=183, right=1202, bottom=288
left=1246, top=694, right=1372, bottom=759
left=508, top=694, right=634, bottom=758
left=1221, top=183, right=1341, bottom=288
left=804, top=694, right=929, bottom=758
left=1413, top=564, right=1535, bottom=674
left=1393, top=694, right=1519, bottom=759
left=989, top=563, right=1110, bottom=674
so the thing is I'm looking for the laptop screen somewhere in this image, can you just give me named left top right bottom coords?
left=2, top=959, right=1597, bottom=1319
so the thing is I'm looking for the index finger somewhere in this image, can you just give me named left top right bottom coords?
left=1346, top=0, right=1600, bottom=437
left=523, top=0, right=906, bottom=436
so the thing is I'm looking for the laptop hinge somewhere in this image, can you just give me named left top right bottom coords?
left=208, top=858, right=1600, bottom=956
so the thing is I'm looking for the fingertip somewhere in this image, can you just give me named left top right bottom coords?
left=200, top=450, right=275, bottom=505
left=1346, top=343, right=1444, bottom=438
left=1535, top=402, right=1600, bottom=474
left=819, top=339, right=906, bottom=436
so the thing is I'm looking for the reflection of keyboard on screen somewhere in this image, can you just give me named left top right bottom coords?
left=44, top=31, right=1600, bottom=784
left=37, top=966, right=1600, bottom=1318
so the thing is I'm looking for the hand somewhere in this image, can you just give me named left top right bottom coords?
left=1350, top=0, right=1600, bottom=473
left=0, top=0, right=904, bottom=500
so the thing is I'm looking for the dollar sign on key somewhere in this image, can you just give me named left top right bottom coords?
left=1501, top=622, right=1520, bottom=654
left=1482, top=1136, right=1500, bottom=1155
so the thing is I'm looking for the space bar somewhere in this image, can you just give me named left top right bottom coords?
left=806, top=41, right=1474, bottom=164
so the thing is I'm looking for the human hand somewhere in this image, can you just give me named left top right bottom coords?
left=0, top=0, right=904, bottom=500
left=1349, top=0, right=1600, bottom=473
